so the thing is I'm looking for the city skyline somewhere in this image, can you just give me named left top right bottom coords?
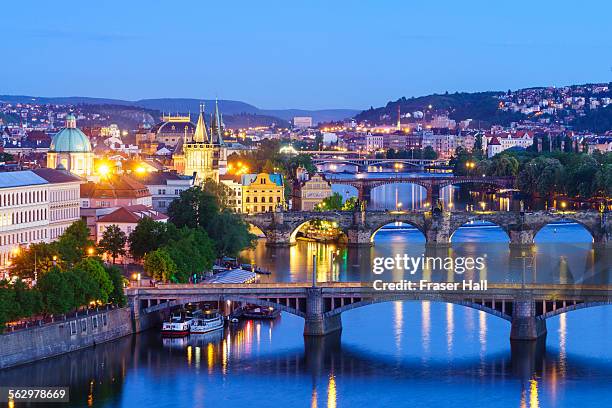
left=2, top=1, right=612, bottom=110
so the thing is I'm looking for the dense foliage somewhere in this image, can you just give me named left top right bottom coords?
left=315, top=192, right=358, bottom=211
left=167, top=185, right=256, bottom=259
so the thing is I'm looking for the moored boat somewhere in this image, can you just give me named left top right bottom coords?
left=241, top=304, right=281, bottom=319
left=190, top=310, right=224, bottom=334
left=161, top=310, right=199, bottom=337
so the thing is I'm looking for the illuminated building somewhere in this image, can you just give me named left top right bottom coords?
left=180, top=101, right=227, bottom=183
left=46, top=114, right=94, bottom=177
left=151, top=115, right=195, bottom=147
left=241, top=173, right=285, bottom=214
left=293, top=173, right=332, bottom=211
left=131, top=171, right=194, bottom=213
left=0, top=169, right=82, bottom=276
left=220, top=174, right=243, bottom=213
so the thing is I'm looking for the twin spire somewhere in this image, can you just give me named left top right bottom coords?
left=191, top=99, right=224, bottom=144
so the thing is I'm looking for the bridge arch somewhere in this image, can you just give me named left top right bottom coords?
left=369, top=221, right=427, bottom=243
left=538, top=301, right=612, bottom=320
left=289, top=217, right=347, bottom=245
left=323, top=297, right=512, bottom=321
left=142, top=295, right=306, bottom=318
left=532, top=217, right=596, bottom=243
left=449, top=220, right=510, bottom=243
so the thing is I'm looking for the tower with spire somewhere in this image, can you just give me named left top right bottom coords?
left=209, top=98, right=228, bottom=175
left=182, top=102, right=218, bottom=183
left=396, top=105, right=401, bottom=131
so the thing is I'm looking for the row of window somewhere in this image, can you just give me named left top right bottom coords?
left=245, top=196, right=281, bottom=203
left=156, top=189, right=184, bottom=195
left=1, top=228, right=47, bottom=247
left=50, top=188, right=79, bottom=202
left=50, top=207, right=79, bottom=222
left=246, top=205, right=276, bottom=213
left=0, top=189, right=47, bottom=207
left=0, top=208, right=48, bottom=226
left=69, top=313, right=108, bottom=335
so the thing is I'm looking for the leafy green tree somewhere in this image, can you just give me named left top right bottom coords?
left=56, top=220, right=94, bottom=267
left=98, top=225, right=127, bottom=264
left=168, top=186, right=220, bottom=230
left=37, top=268, right=75, bottom=315
left=0, top=283, right=20, bottom=330
left=207, top=212, right=256, bottom=258
left=128, top=218, right=168, bottom=260
left=518, top=157, right=565, bottom=198
left=342, top=196, right=359, bottom=211
left=595, top=164, right=612, bottom=196
left=422, top=146, right=438, bottom=160
left=105, top=265, right=127, bottom=307
left=10, top=242, right=59, bottom=280
left=315, top=192, right=344, bottom=211
left=72, top=258, right=113, bottom=304
left=65, top=269, right=99, bottom=307
left=165, top=228, right=216, bottom=282
left=144, top=249, right=178, bottom=282
left=13, top=280, right=42, bottom=318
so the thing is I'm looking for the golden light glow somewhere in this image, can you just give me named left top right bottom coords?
left=97, top=164, right=110, bottom=177
left=87, top=247, right=95, bottom=256
left=135, top=165, right=146, bottom=174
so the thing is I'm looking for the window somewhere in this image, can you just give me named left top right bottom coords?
left=92, top=316, right=98, bottom=329
left=81, top=318, right=87, bottom=333
left=70, top=320, right=77, bottom=335
left=102, top=314, right=108, bottom=326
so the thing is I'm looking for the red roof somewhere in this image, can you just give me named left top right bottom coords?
left=97, top=205, right=168, bottom=224
left=81, top=175, right=151, bottom=199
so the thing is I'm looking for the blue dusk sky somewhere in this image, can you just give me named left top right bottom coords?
left=1, top=0, right=611, bottom=110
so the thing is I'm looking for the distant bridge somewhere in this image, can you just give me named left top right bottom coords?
left=324, top=174, right=514, bottom=203
left=128, top=282, right=612, bottom=341
left=312, top=157, right=449, bottom=171
left=244, top=210, right=611, bottom=247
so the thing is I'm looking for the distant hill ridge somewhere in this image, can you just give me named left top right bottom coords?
left=0, top=95, right=359, bottom=124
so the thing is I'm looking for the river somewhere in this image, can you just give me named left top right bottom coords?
left=1, top=189, right=611, bottom=407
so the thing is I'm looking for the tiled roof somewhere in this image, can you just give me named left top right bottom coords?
left=80, top=175, right=151, bottom=199
left=32, top=168, right=83, bottom=183
left=98, top=205, right=168, bottom=224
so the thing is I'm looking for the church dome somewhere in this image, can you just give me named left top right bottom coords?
left=50, top=115, right=92, bottom=153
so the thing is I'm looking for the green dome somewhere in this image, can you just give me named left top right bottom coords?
left=50, top=128, right=92, bottom=152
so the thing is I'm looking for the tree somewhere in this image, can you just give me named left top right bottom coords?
left=10, top=242, right=59, bottom=280
left=37, top=268, right=75, bottom=315
left=165, top=228, right=216, bottom=282
left=207, top=212, right=256, bottom=258
left=315, top=192, right=344, bottom=211
left=12, top=280, right=42, bottom=318
left=422, top=146, right=438, bottom=160
left=105, top=265, right=127, bottom=307
left=98, top=225, right=127, bottom=264
left=56, top=220, right=94, bottom=267
left=0, top=283, right=20, bottom=330
left=144, top=249, right=178, bottom=282
left=72, top=258, right=113, bottom=304
left=128, top=218, right=168, bottom=260
left=168, top=186, right=220, bottom=230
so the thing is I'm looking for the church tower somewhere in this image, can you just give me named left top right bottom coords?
left=210, top=99, right=228, bottom=175
left=183, top=103, right=218, bottom=183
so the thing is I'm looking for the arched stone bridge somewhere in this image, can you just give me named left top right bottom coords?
left=324, top=175, right=514, bottom=204
left=312, top=157, right=448, bottom=172
left=244, top=210, right=612, bottom=246
left=127, top=282, right=612, bottom=341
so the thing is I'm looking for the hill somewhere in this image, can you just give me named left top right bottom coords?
left=0, top=95, right=358, bottom=125
left=355, top=92, right=524, bottom=127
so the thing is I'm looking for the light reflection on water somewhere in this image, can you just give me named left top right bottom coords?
left=1, top=223, right=610, bottom=407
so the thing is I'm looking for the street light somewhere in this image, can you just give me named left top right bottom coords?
left=479, top=201, right=486, bottom=211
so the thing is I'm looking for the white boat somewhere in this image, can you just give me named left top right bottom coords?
left=190, top=310, right=224, bottom=334
left=161, top=310, right=198, bottom=337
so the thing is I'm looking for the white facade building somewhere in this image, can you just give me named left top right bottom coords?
left=0, top=169, right=82, bottom=277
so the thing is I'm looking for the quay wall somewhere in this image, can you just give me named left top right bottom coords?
left=0, top=307, right=133, bottom=369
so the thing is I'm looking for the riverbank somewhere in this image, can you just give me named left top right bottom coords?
left=0, top=307, right=133, bottom=369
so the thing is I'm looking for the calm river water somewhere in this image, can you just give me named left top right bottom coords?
left=1, top=185, right=611, bottom=407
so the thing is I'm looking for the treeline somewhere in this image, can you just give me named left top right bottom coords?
left=0, top=221, right=126, bottom=331
left=131, top=184, right=256, bottom=283
left=451, top=146, right=612, bottom=199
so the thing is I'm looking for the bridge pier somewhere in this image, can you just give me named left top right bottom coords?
left=304, top=288, right=342, bottom=336
left=509, top=229, right=536, bottom=247
left=510, top=295, right=547, bottom=341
